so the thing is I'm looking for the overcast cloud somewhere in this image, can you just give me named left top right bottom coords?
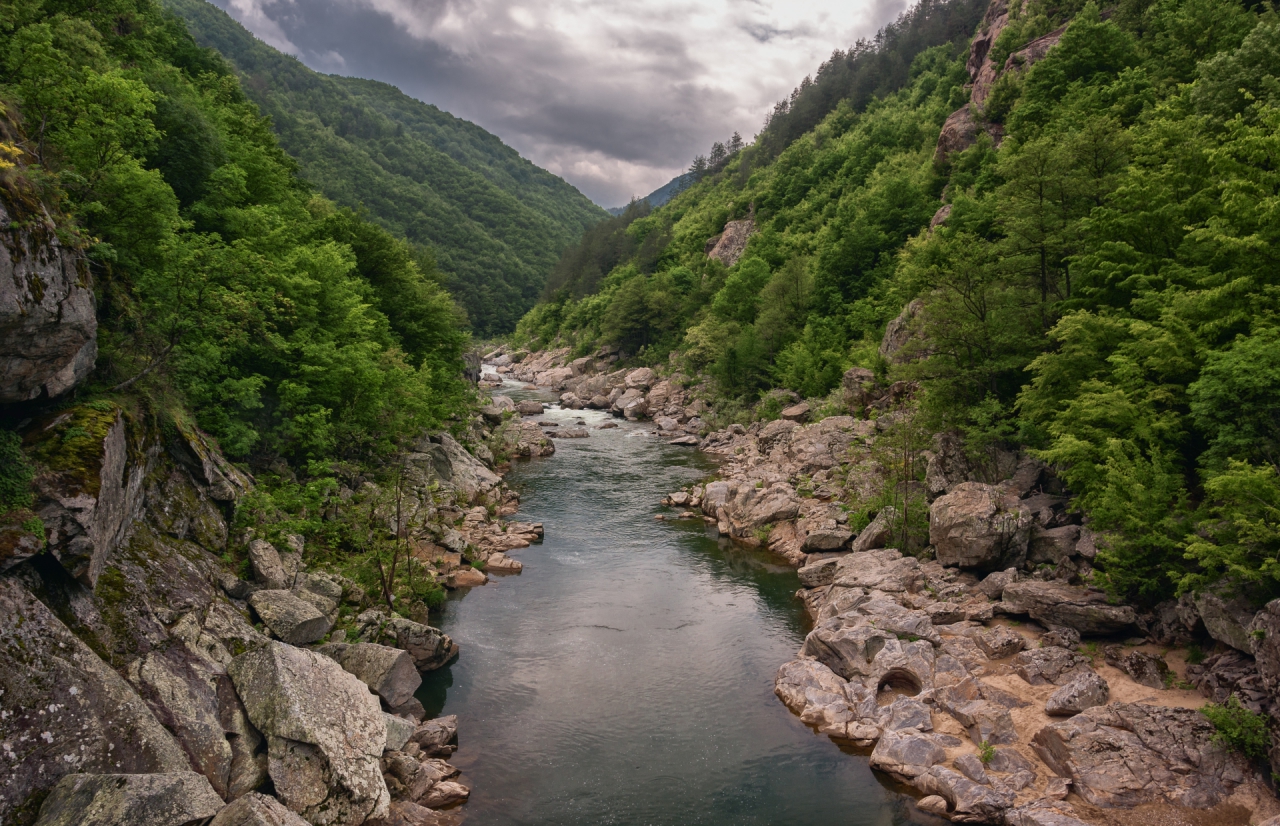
left=211, top=0, right=910, bottom=206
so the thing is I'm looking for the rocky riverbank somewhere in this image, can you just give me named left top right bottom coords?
left=0, top=390, right=562, bottom=825
left=489, top=344, right=1280, bottom=826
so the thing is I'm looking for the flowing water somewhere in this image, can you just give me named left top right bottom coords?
left=418, top=381, right=918, bottom=825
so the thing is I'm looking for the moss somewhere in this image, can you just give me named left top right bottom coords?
left=27, top=403, right=124, bottom=497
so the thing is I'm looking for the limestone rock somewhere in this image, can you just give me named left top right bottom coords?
left=249, top=540, right=289, bottom=589
left=1045, top=670, right=1109, bottom=716
left=1032, top=703, right=1253, bottom=808
left=210, top=792, right=312, bottom=826
left=914, top=765, right=1015, bottom=823
left=317, top=643, right=422, bottom=708
left=976, top=568, right=1017, bottom=600
left=516, top=400, right=544, bottom=416
left=1103, top=647, right=1170, bottom=690
left=383, top=714, right=416, bottom=753
left=34, top=772, right=223, bottom=826
left=1013, top=647, right=1091, bottom=686
left=355, top=611, right=458, bottom=672
left=1195, top=589, right=1256, bottom=653
left=974, top=626, right=1025, bottom=660
left=228, top=642, right=390, bottom=825
left=870, top=729, right=946, bottom=778
left=706, top=219, right=755, bottom=267
left=0, top=578, right=190, bottom=820
left=849, top=507, right=896, bottom=554
left=0, top=197, right=97, bottom=403
left=930, top=483, right=1032, bottom=571
left=249, top=590, right=332, bottom=645
left=1002, top=581, right=1138, bottom=635
left=365, top=800, right=464, bottom=826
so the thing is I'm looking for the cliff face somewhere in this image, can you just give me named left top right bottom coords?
left=0, top=194, right=97, bottom=404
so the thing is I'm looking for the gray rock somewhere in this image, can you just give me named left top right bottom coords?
left=929, top=483, right=1032, bottom=571
left=976, top=568, right=1017, bottom=600
left=849, top=507, right=897, bottom=554
left=34, top=772, right=223, bottom=826
left=210, top=792, right=311, bottom=826
left=1002, top=580, right=1138, bottom=635
left=879, top=697, right=933, bottom=732
left=1045, top=670, right=1109, bottom=716
left=249, top=590, right=332, bottom=645
left=228, top=642, right=389, bottom=825
left=410, top=716, right=459, bottom=758
left=0, top=197, right=97, bottom=403
left=917, top=795, right=950, bottom=816
left=987, top=748, right=1036, bottom=775
left=1250, top=598, right=1280, bottom=693
left=938, top=681, right=1018, bottom=745
left=516, top=400, right=544, bottom=416
left=1104, top=647, right=1170, bottom=689
left=914, top=765, right=1015, bottom=823
left=954, top=753, right=990, bottom=784
left=1005, top=802, right=1091, bottom=826
left=383, top=714, right=416, bottom=753
left=1033, top=703, right=1253, bottom=808
left=1014, top=646, right=1091, bottom=686
left=798, top=557, right=841, bottom=588
left=974, top=626, right=1025, bottom=660
left=801, top=526, right=853, bottom=552
left=0, top=579, right=190, bottom=819
left=354, top=611, right=458, bottom=672
left=1040, top=627, right=1081, bottom=649
left=870, top=729, right=947, bottom=778
left=1195, top=589, right=1256, bottom=653
left=294, top=572, right=343, bottom=604
left=1028, top=525, right=1081, bottom=566
left=249, top=540, right=289, bottom=590
left=317, top=642, right=422, bottom=708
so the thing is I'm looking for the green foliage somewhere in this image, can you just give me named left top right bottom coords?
left=1201, top=696, right=1271, bottom=759
left=978, top=740, right=996, bottom=765
left=0, top=430, right=35, bottom=513
left=163, top=0, right=605, bottom=334
left=0, top=0, right=471, bottom=468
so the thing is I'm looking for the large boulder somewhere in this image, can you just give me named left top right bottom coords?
left=355, top=611, right=458, bottom=672
left=34, top=772, right=224, bottom=826
left=210, top=792, right=311, bottom=826
left=930, top=482, right=1032, bottom=571
left=1002, top=581, right=1138, bottom=635
left=706, top=219, right=755, bottom=268
left=0, top=578, right=190, bottom=821
left=1032, top=703, right=1254, bottom=808
left=1195, top=589, right=1256, bottom=653
left=317, top=643, right=422, bottom=708
left=849, top=507, right=896, bottom=554
left=227, top=642, right=390, bottom=825
left=0, top=196, right=97, bottom=403
left=1045, top=670, right=1109, bottom=716
left=249, top=590, right=332, bottom=645
left=624, top=367, right=656, bottom=389
left=1250, top=598, right=1280, bottom=693
left=869, top=729, right=946, bottom=778
left=249, top=540, right=289, bottom=590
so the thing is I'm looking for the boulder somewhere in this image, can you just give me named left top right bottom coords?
left=383, top=714, right=416, bottom=753
left=1045, top=670, right=1109, bottom=716
left=249, top=540, right=289, bottom=590
left=1032, top=703, right=1253, bottom=808
left=934, top=105, right=980, bottom=163
left=1028, top=525, right=1081, bottom=566
left=366, top=800, right=464, bottom=826
left=706, top=219, right=755, bottom=268
left=1195, top=590, right=1256, bottom=653
left=842, top=367, right=878, bottom=410
left=0, top=196, right=97, bottom=403
left=410, top=716, right=459, bottom=758
left=914, top=765, right=1015, bottom=823
left=880, top=299, right=925, bottom=364
left=625, top=367, right=656, bottom=389
left=976, top=568, right=1017, bottom=600
left=1001, top=581, right=1138, bottom=635
left=448, top=567, right=487, bottom=588
left=34, top=772, right=224, bottom=826
left=870, top=729, right=946, bottom=778
left=515, top=400, right=544, bottom=416
left=954, top=753, right=989, bottom=784
left=974, top=626, right=1025, bottom=660
left=1104, top=647, right=1169, bottom=690
left=1013, top=647, right=1091, bottom=686
left=930, top=483, right=1032, bottom=571
left=849, top=507, right=896, bottom=554
left=210, top=792, right=312, bottom=826
left=801, top=525, right=853, bottom=552
left=798, top=557, right=841, bottom=588
left=781, top=403, right=811, bottom=422
left=355, top=611, right=458, bottom=672
left=249, top=590, right=332, bottom=645
left=0, top=579, right=191, bottom=818
left=318, top=643, right=422, bottom=708
left=227, top=642, right=390, bottom=825
left=1250, top=598, right=1280, bottom=693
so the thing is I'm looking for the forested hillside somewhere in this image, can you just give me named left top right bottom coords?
left=517, top=0, right=1280, bottom=606
left=0, top=0, right=468, bottom=470
left=164, top=0, right=606, bottom=334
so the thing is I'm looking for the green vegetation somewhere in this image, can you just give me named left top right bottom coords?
left=978, top=739, right=996, bottom=765
left=1, top=0, right=469, bottom=472
left=518, top=0, right=1280, bottom=607
left=0, top=430, right=35, bottom=513
left=163, top=0, right=605, bottom=334
left=1202, top=696, right=1271, bottom=759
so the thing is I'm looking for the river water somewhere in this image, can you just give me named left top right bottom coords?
left=418, top=381, right=916, bottom=825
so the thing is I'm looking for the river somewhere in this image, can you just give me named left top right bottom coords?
left=417, top=380, right=919, bottom=825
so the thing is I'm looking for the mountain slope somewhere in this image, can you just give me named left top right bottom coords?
left=165, top=0, right=606, bottom=334
left=607, top=173, right=694, bottom=216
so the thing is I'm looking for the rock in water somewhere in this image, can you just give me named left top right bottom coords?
left=249, top=590, right=332, bottom=645
left=317, top=643, right=422, bottom=708
left=34, top=772, right=223, bottom=826
left=228, top=642, right=390, bottom=825
left=210, top=792, right=312, bottom=826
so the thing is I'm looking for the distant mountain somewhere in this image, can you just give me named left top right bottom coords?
left=607, top=173, right=694, bottom=216
left=165, top=0, right=607, bottom=334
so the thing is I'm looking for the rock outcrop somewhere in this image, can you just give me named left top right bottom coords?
left=706, top=219, right=756, bottom=267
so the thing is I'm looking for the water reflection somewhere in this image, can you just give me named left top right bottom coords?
left=417, top=381, right=915, bottom=825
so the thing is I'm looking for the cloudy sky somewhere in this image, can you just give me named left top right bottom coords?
left=211, top=0, right=910, bottom=206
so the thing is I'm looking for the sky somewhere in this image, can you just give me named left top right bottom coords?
left=210, top=0, right=912, bottom=207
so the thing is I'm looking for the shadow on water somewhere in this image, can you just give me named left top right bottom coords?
left=416, top=381, right=921, bottom=825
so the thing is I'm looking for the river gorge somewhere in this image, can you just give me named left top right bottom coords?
left=420, top=380, right=918, bottom=825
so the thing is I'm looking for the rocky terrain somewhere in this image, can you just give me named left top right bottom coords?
left=492, top=339, right=1280, bottom=826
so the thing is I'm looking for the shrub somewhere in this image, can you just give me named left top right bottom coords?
left=0, top=430, right=35, bottom=513
left=1202, top=696, right=1271, bottom=759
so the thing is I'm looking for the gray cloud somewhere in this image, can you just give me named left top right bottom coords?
left=208, top=0, right=909, bottom=206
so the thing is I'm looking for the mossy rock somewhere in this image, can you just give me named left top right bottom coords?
left=26, top=402, right=124, bottom=497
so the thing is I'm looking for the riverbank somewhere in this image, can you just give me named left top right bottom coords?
left=487, top=345, right=1280, bottom=826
